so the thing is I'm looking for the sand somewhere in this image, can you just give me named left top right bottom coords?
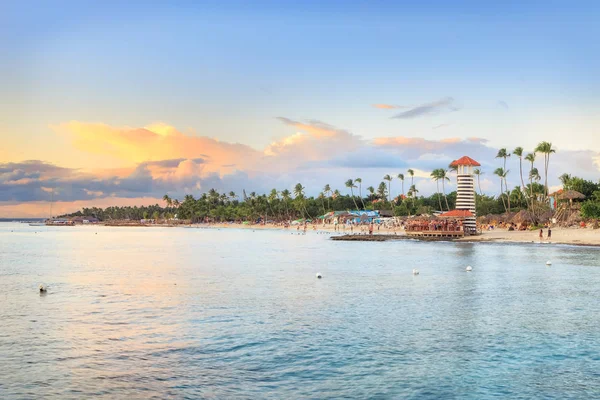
left=193, top=222, right=600, bottom=247
left=457, top=227, right=600, bottom=246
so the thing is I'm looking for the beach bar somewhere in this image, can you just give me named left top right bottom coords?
left=404, top=210, right=472, bottom=238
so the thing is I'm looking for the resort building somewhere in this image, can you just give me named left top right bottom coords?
left=449, top=156, right=480, bottom=233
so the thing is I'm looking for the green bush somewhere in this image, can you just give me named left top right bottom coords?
left=581, top=201, right=600, bottom=219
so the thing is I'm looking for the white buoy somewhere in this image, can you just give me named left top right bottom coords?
left=39, top=284, right=47, bottom=293
left=412, top=269, right=419, bottom=275
left=316, top=273, right=322, bottom=279
left=546, top=260, right=552, bottom=266
left=466, top=266, right=473, bottom=272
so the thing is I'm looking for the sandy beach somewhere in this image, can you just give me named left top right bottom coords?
left=190, top=222, right=600, bottom=247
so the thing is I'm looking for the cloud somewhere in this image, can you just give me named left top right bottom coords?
left=265, top=118, right=363, bottom=164
left=52, top=121, right=260, bottom=175
left=392, top=97, right=460, bottom=119
left=432, top=123, right=451, bottom=130
left=372, top=104, right=410, bottom=109
left=497, top=100, right=509, bottom=109
left=3, top=120, right=600, bottom=217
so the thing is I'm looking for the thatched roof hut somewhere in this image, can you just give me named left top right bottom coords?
left=538, top=210, right=554, bottom=222
left=511, top=210, right=535, bottom=225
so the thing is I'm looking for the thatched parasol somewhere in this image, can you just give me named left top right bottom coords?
left=556, top=190, right=585, bottom=201
left=511, top=210, right=535, bottom=225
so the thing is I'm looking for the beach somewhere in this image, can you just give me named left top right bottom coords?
left=186, top=222, right=600, bottom=247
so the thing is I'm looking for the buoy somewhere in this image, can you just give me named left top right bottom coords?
left=546, top=261, right=552, bottom=266
left=412, top=269, right=419, bottom=275
left=39, top=284, right=47, bottom=293
left=316, top=273, right=322, bottom=279
left=466, top=266, right=473, bottom=272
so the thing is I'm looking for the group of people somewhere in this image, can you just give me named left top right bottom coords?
left=405, top=219, right=464, bottom=232
left=539, top=227, right=552, bottom=240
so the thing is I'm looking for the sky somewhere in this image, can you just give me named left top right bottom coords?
left=1, top=1, right=599, bottom=217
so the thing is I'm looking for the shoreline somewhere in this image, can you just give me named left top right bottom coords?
left=184, top=222, right=600, bottom=247
left=11, top=220, right=599, bottom=247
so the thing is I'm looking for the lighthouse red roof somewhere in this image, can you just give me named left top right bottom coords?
left=449, top=156, right=481, bottom=167
left=438, top=209, right=474, bottom=218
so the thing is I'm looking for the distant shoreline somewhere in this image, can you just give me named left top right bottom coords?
left=180, top=222, right=600, bottom=247
left=3, top=220, right=598, bottom=247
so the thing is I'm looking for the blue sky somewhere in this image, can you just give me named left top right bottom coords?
left=1, top=1, right=599, bottom=216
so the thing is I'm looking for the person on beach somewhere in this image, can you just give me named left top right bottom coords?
left=547, top=228, right=552, bottom=239
left=369, top=223, right=373, bottom=235
left=539, top=229, right=543, bottom=241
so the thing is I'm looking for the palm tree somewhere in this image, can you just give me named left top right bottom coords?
left=407, top=169, right=416, bottom=211
left=367, top=186, right=375, bottom=201
left=267, top=189, right=278, bottom=220
left=162, top=194, right=172, bottom=208
left=377, top=182, right=387, bottom=201
left=281, top=189, right=291, bottom=220
left=559, top=173, right=572, bottom=190
left=318, top=192, right=326, bottom=215
left=397, top=173, right=405, bottom=197
left=496, top=149, right=511, bottom=211
left=323, top=184, right=332, bottom=210
left=525, top=153, right=536, bottom=212
left=407, top=184, right=419, bottom=215
left=473, top=168, right=483, bottom=195
left=494, top=167, right=508, bottom=212
left=407, top=169, right=415, bottom=187
left=345, top=179, right=360, bottom=210
left=513, top=147, right=525, bottom=190
left=354, top=178, right=365, bottom=209
left=430, top=169, right=443, bottom=211
left=173, top=199, right=180, bottom=209
left=439, top=168, right=450, bottom=210
left=293, top=183, right=308, bottom=219
left=529, top=167, right=541, bottom=213
left=332, top=189, right=340, bottom=198
left=535, top=141, right=556, bottom=201
left=496, top=148, right=511, bottom=171
left=383, top=174, right=393, bottom=204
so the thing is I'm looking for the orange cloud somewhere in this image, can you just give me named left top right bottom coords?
left=52, top=121, right=260, bottom=174
left=54, top=119, right=365, bottom=175
left=372, top=104, right=408, bottom=109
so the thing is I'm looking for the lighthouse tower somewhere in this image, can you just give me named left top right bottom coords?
left=449, top=156, right=480, bottom=233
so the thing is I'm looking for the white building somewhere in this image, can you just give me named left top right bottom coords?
left=449, top=156, right=480, bottom=233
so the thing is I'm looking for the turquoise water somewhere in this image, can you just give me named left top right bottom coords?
left=1, top=223, right=600, bottom=399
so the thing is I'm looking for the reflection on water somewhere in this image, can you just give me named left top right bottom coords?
left=1, top=223, right=600, bottom=398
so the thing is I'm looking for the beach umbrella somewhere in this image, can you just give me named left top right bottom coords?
left=556, top=190, right=585, bottom=201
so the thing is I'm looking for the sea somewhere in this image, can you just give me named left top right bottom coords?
left=1, top=223, right=600, bottom=399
